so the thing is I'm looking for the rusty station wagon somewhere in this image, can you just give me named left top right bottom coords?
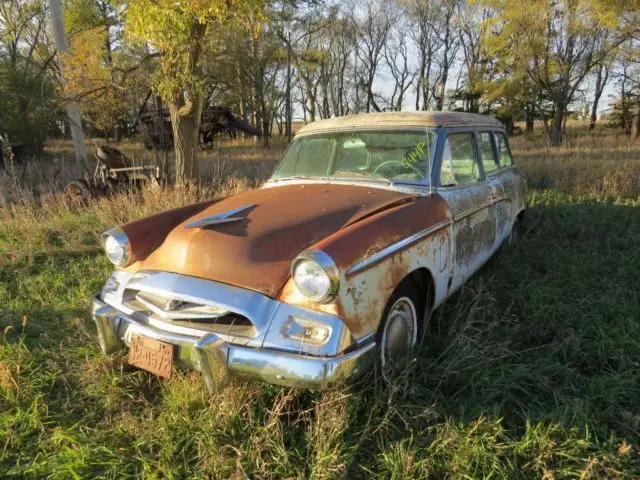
left=92, top=112, right=527, bottom=391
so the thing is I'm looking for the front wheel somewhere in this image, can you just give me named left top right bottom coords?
left=376, top=280, right=420, bottom=383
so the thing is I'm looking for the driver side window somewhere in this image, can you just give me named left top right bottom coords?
left=439, top=133, right=480, bottom=186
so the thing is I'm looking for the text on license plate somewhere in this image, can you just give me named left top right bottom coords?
left=128, top=335, right=173, bottom=378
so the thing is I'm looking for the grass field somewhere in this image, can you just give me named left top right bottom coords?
left=1, top=124, right=639, bottom=478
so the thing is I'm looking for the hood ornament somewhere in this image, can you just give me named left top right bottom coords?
left=185, top=203, right=255, bottom=229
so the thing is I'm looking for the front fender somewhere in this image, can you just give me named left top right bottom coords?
left=279, top=194, right=451, bottom=338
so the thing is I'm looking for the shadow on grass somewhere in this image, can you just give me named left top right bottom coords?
left=344, top=192, right=640, bottom=476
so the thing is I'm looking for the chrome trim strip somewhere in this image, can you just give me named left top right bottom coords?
left=185, top=203, right=255, bottom=229
left=492, top=194, right=510, bottom=204
left=262, top=178, right=429, bottom=195
left=453, top=201, right=493, bottom=221
left=346, top=219, right=451, bottom=277
left=436, top=180, right=489, bottom=191
left=134, top=292, right=230, bottom=320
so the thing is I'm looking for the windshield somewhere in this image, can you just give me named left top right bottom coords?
left=271, top=129, right=437, bottom=184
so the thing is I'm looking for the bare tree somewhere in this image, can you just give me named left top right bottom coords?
left=384, top=19, right=417, bottom=111
left=589, top=63, right=610, bottom=130
left=352, top=0, right=394, bottom=113
left=403, top=0, right=444, bottom=110
left=588, top=31, right=614, bottom=130
left=326, top=16, right=357, bottom=116
left=432, top=0, right=459, bottom=111
left=456, top=1, right=496, bottom=113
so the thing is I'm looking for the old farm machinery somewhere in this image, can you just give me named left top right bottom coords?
left=64, top=145, right=161, bottom=202
left=63, top=99, right=259, bottom=200
left=136, top=98, right=260, bottom=151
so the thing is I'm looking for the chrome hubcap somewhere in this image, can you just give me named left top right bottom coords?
left=381, top=297, right=417, bottom=376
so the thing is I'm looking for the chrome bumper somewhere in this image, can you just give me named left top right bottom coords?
left=92, top=297, right=376, bottom=391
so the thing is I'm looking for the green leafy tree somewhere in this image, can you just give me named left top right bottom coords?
left=480, top=0, right=639, bottom=146
left=121, top=0, right=267, bottom=185
left=0, top=0, right=57, bottom=152
left=60, top=0, right=151, bottom=141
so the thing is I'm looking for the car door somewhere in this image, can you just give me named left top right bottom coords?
left=478, top=130, right=512, bottom=246
left=436, top=130, right=496, bottom=293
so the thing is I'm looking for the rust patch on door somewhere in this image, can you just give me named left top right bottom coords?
left=454, top=213, right=495, bottom=264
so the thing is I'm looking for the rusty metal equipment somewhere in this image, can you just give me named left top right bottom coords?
left=136, top=101, right=260, bottom=151
left=64, top=145, right=160, bottom=201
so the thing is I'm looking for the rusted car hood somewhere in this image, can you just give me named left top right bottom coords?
left=127, top=184, right=414, bottom=297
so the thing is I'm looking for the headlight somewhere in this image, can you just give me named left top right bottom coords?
left=101, top=227, right=132, bottom=267
left=291, top=250, right=339, bottom=302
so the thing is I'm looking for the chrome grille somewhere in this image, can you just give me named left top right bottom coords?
left=123, top=289, right=256, bottom=337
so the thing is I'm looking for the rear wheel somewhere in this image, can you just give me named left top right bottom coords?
left=507, top=216, right=521, bottom=246
left=376, top=279, right=420, bottom=383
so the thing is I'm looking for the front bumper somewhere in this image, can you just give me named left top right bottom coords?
left=92, top=297, right=376, bottom=391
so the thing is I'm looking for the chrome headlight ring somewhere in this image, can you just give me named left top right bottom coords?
left=291, top=249, right=340, bottom=303
left=100, top=226, right=132, bottom=267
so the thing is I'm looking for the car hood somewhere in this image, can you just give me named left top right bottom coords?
left=128, top=183, right=414, bottom=298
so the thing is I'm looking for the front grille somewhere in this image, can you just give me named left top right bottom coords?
left=123, top=289, right=257, bottom=337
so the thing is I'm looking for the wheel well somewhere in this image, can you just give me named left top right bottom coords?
left=406, top=267, right=435, bottom=315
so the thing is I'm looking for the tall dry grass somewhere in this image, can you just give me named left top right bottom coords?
left=0, top=137, right=281, bottom=201
left=0, top=139, right=282, bottom=261
left=512, top=122, right=640, bottom=197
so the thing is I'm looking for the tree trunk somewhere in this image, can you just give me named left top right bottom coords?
left=415, top=61, right=425, bottom=110
left=631, top=114, right=639, bottom=140
left=300, top=85, right=307, bottom=123
left=285, top=34, right=292, bottom=142
left=435, top=78, right=446, bottom=111
left=503, top=117, right=514, bottom=136
left=632, top=98, right=640, bottom=139
left=590, top=65, right=607, bottom=130
left=550, top=104, right=566, bottom=146
left=262, top=113, right=270, bottom=148
left=169, top=94, right=204, bottom=186
left=525, top=103, right=534, bottom=134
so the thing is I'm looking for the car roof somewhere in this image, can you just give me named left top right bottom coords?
left=296, top=111, right=503, bottom=135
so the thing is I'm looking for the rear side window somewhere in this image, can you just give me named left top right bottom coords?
left=479, top=132, right=498, bottom=173
left=495, top=132, right=513, bottom=167
left=439, top=133, right=480, bottom=186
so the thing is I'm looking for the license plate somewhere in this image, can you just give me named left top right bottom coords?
left=128, top=335, right=173, bottom=378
